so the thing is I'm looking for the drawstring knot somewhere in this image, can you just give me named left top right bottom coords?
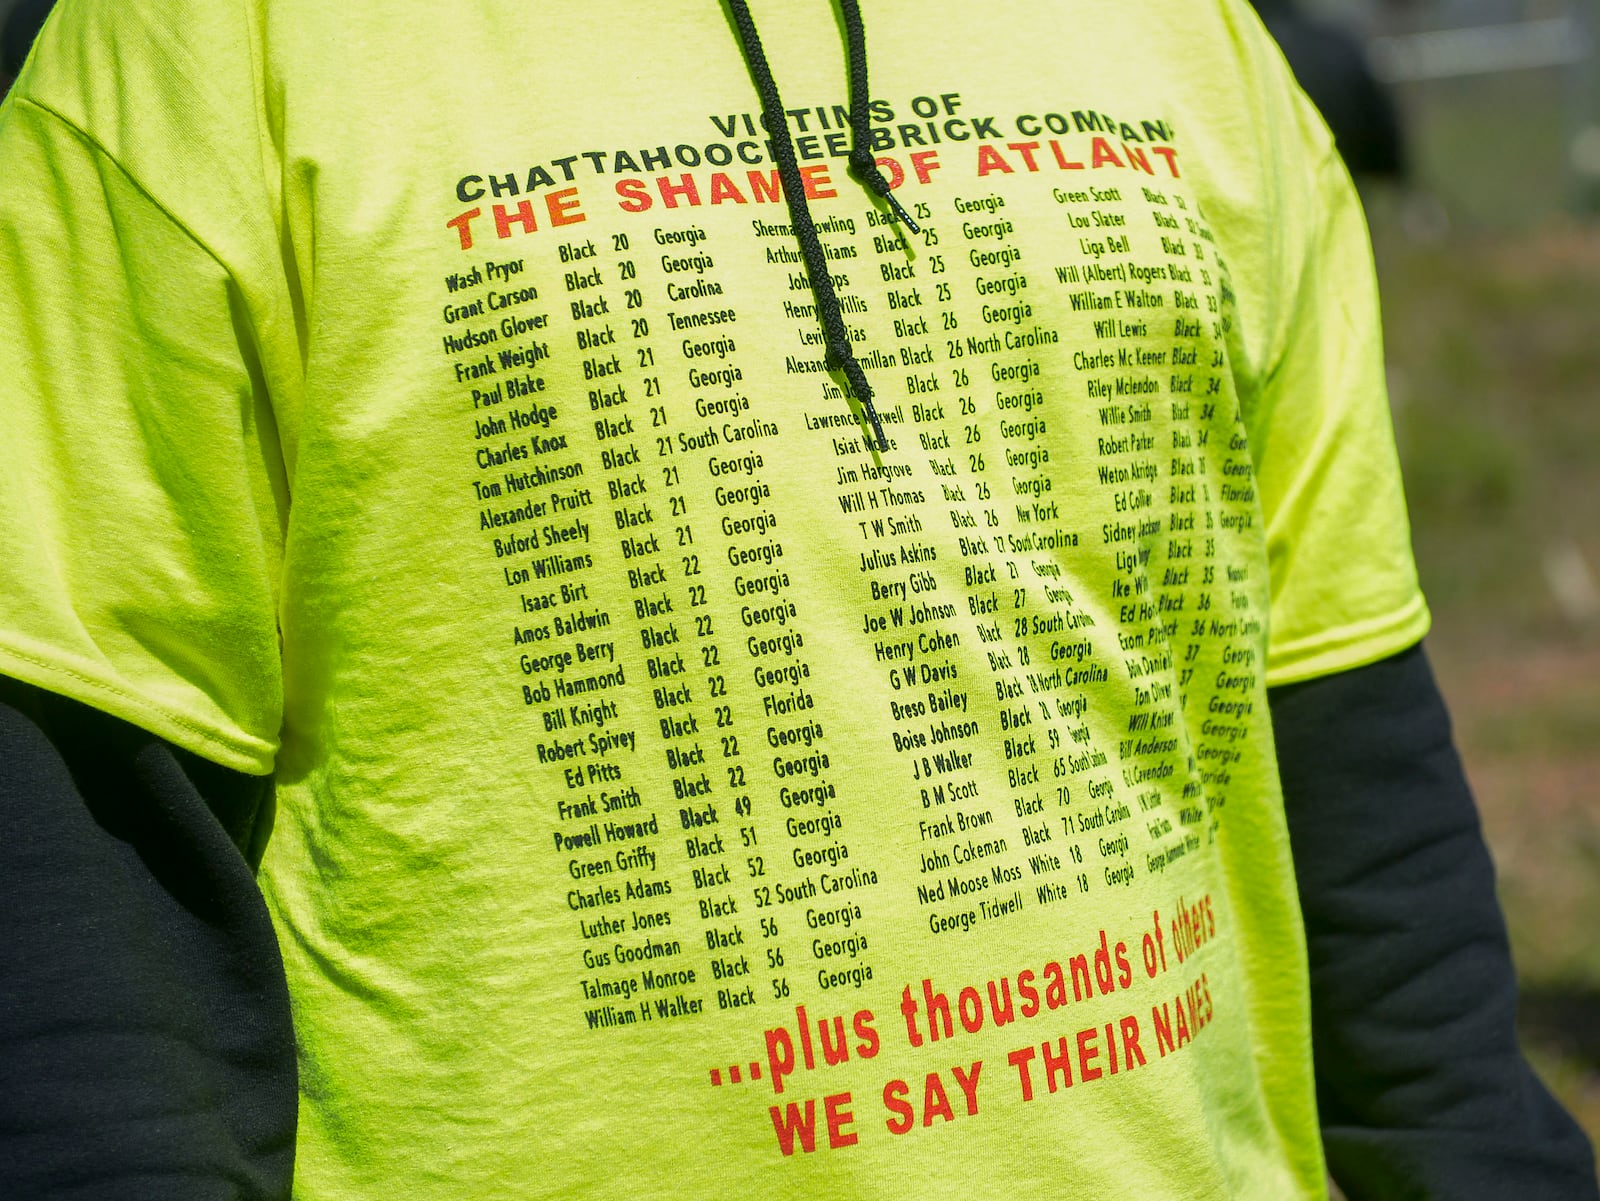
left=848, top=147, right=920, bottom=233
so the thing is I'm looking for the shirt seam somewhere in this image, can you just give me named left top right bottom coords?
left=8, top=95, right=239, bottom=276
left=0, top=638, right=275, bottom=774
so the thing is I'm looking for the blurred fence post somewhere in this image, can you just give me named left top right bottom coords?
left=1572, top=0, right=1600, bottom=212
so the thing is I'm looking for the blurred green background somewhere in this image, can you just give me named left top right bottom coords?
left=1312, top=0, right=1600, bottom=1169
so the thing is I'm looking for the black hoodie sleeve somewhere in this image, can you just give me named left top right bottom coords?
left=1270, top=643, right=1598, bottom=1200
left=0, top=674, right=296, bottom=1201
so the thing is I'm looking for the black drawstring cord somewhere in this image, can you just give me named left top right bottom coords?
left=838, top=0, right=920, bottom=235
left=724, top=0, right=906, bottom=452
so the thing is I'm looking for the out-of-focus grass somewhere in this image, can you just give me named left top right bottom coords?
left=1374, top=214, right=1600, bottom=632
left=1364, top=151, right=1600, bottom=1167
left=1397, top=68, right=1577, bottom=231
left=1349, top=39, right=1600, bottom=1169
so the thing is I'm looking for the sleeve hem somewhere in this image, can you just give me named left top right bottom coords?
left=1265, top=592, right=1432, bottom=688
left=9, top=96, right=236, bottom=271
left=0, top=639, right=276, bottom=775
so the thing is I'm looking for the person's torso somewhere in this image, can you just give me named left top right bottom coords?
left=248, top=3, right=1323, bottom=1196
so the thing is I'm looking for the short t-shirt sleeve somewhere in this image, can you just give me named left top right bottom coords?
left=1247, top=134, right=1431, bottom=688
left=0, top=89, right=286, bottom=773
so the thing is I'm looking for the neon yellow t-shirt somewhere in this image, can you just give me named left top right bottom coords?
left=0, top=1, right=1428, bottom=1197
